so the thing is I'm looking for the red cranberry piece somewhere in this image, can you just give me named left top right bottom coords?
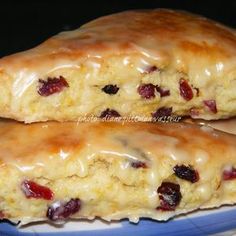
left=223, top=167, right=236, bottom=180
left=100, top=109, right=121, bottom=119
left=102, top=84, right=119, bottom=95
left=21, top=180, right=54, bottom=200
left=179, top=79, right=193, bottom=101
left=157, top=182, right=182, bottom=211
left=131, top=161, right=147, bottom=169
left=173, top=165, right=199, bottom=183
left=152, top=107, right=172, bottom=118
left=138, top=83, right=156, bottom=99
left=145, top=65, right=159, bottom=73
left=38, top=76, right=69, bottom=96
left=203, top=100, right=217, bottom=113
left=156, top=86, right=170, bottom=97
left=47, top=198, right=81, bottom=221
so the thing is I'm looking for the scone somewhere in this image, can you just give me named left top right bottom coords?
left=0, top=120, right=236, bottom=225
left=0, top=9, right=236, bottom=122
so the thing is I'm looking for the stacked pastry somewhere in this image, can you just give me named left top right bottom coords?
left=0, top=9, right=236, bottom=225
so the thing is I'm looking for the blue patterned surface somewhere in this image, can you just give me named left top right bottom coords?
left=1, top=206, right=236, bottom=236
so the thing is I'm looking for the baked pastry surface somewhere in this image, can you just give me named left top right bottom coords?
left=0, top=120, right=236, bottom=224
left=0, top=9, right=236, bottom=122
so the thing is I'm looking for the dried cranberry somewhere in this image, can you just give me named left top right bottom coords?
left=223, top=167, right=236, bottom=180
left=157, top=182, right=182, bottom=211
left=179, top=79, right=193, bottom=101
left=38, top=76, right=69, bottom=96
left=138, top=83, right=156, bottom=99
left=131, top=161, right=147, bottom=169
left=156, top=86, right=170, bottom=97
left=203, top=100, right=217, bottom=113
left=152, top=107, right=172, bottom=118
left=173, top=165, right=199, bottom=183
left=100, top=109, right=121, bottom=119
left=102, top=84, right=119, bottom=95
left=47, top=198, right=81, bottom=221
left=21, top=180, right=54, bottom=200
left=145, top=65, right=159, bottom=73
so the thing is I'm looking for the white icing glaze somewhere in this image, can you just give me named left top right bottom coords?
left=0, top=120, right=235, bottom=174
left=0, top=9, right=235, bottom=122
left=195, top=150, right=209, bottom=165
left=99, top=150, right=141, bottom=162
left=196, top=183, right=212, bottom=201
left=0, top=120, right=236, bottom=223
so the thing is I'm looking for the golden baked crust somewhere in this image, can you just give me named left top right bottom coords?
left=0, top=120, right=236, bottom=224
left=0, top=9, right=236, bottom=122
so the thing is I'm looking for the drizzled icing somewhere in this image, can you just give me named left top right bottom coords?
left=0, top=9, right=235, bottom=122
left=1, top=9, right=236, bottom=96
left=0, top=9, right=235, bottom=78
left=0, top=120, right=236, bottom=224
left=0, top=120, right=235, bottom=177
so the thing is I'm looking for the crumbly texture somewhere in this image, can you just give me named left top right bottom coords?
left=0, top=120, right=236, bottom=225
left=0, top=9, right=236, bottom=122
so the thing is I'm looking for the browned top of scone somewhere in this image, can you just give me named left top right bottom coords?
left=0, top=9, right=236, bottom=76
left=0, top=120, right=235, bottom=173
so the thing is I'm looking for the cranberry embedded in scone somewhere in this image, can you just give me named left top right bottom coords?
left=47, top=198, right=81, bottom=221
left=152, top=107, right=172, bottom=118
left=223, top=167, right=236, bottom=180
left=131, top=161, right=147, bottom=169
left=21, top=180, right=54, bottom=200
left=157, top=182, right=182, bottom=211
left=102, top=84, right=119, bottom=95
left=173, top=165, right=199, bottom=183
left=179, top=79, right=193, bottom=101
left=100, top=109, right=121, bottom=119
left=203, top=100, right=217, bottom=113
left=138, top=83, right=156, bottom=99
left=38, top=76, right=69, bottom=96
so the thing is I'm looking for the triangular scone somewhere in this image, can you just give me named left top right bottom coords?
left=0, top=120, right=236, bottom=224
left=0, top=9, right=236, bottom=122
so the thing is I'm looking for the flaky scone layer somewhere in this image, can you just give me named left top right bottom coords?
left=0, top=120, right=236, bottom=224
left=0, top=9, right=236, bottom=122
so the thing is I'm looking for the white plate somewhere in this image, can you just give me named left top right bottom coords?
left=1, top=206, right=236, bottom=236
